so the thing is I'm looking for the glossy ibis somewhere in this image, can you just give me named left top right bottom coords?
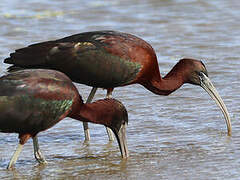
left=4, top=30, right=231, bottom=140
left=0, top=69, right=128, bottom=170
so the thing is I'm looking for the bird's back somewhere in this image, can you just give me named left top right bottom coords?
left=4, top=31, right=158, bottom=88
left=0, top=69, right=80, bottom=134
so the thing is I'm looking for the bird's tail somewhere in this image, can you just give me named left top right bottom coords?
left=6, top=65, right=25, bottom=72
left=4, top=41, right=57, bottom=72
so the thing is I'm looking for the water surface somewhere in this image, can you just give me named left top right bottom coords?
left=0, top=0, right=240, bottom=179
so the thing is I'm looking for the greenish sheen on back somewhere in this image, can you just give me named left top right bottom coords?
left=0, top=94, right=73, bottom=133
left=67, top=46, right=142, bottom=88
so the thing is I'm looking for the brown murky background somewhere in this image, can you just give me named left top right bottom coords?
left=0, top=0, right=240, bottom=179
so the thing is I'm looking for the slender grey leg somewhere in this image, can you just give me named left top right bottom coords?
left=83, top=87, right=98, bottom=141
left=33, top=136, right=47, bottom=164
left=105, top=91, right=115, bottom=141
left=7, top=143, right=23, bottom=170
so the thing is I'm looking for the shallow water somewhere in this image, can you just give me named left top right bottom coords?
left=0, top=0, right=240, bottom=179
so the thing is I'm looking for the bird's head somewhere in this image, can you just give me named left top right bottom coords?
left=72, top=97, right=129, bottom=158
left=88, top=98, right=129, bottom=158
left=106, top=99, right=129, bottom=158
left=179, top=58, right=231, bottom=136
left=177, top=58, right=208, bottom=85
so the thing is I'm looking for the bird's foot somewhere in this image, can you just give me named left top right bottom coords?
left=7, top=163, right=15, bottom=170
left=34, top=150, right=47, bottom=164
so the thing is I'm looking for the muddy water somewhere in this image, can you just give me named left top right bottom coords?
left=0, top=0, right=240, bottom=179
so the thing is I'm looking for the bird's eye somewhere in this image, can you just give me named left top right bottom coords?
left=200, top=71, right=208, bottom=77
left=199, top=71, right=204, bottom=76
left=199, top=71, right=209, bottom=85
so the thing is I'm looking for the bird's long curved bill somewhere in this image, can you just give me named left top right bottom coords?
left=200, top=73, right=232, bottom=136
left=114, top=123, right=129, bottom=158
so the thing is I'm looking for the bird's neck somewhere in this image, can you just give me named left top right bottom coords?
left=69, top=101, right=111, bottom=126
left=143, top=63, right=186, bottom=96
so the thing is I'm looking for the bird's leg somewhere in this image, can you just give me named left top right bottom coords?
left=33, top=136, right=47, bottom=164
left=7, top=134, right=30, bottom=170
left=7, top=143, right=23, bottom=170
left=105, top=88, right=115, bottom=141
left=83, top=87, right=98, bottom=141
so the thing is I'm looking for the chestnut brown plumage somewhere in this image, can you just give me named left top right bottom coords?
left=0, top=69, right=128, bottom=170
left=4, top=30, right=231, bottom=140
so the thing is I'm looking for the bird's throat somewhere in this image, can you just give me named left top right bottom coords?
left=142, top=74, right=184, bottom=96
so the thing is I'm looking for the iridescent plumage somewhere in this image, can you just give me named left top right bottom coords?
left=0, top=69, right=128, bottom=169
left=4, top=30, right=231, bottom=140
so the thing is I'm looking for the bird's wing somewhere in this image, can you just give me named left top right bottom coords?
left=0, top=70, right=78, bottom=133
left=0, top=69, right=77, bottom=99
left=5, top=41, right=69, bottom=69
left=4, top=31, right=116, bottom=68
left=4, top=31, right=143, bottom=87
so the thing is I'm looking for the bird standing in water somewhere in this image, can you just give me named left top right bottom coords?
left=4, top=30, right=232, bottom=141
left=0, top=69, right=128, bottom=170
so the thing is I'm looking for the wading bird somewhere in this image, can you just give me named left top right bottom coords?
left=0, top=69, right=128, bottom=170
left=4, top=30, right=232, bottom=141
